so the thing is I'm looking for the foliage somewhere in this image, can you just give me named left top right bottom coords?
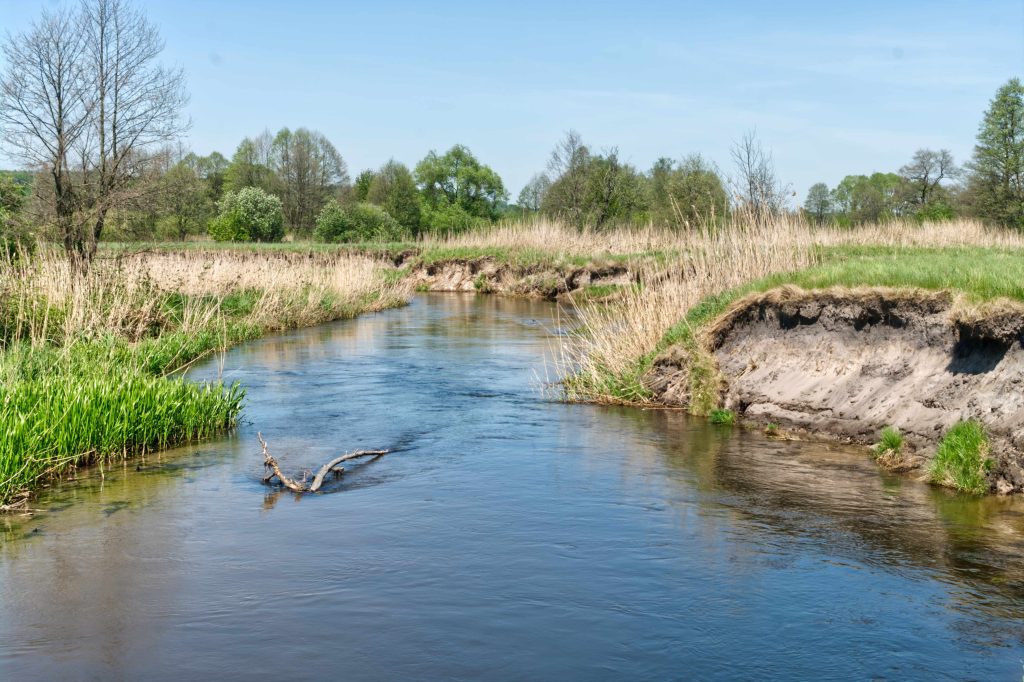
left=160, top=162, right=212, bottom=240
left=968, top=78, right=1024, bottom=228
left=709, top=409, right=735, bottom=425
left=517, top=173, right=551, bottom=212
left=929, top=420, right=991, bottom=494
left=418, top=199, right=487, bottom=235
left=831, top=173, right=907, bottom=225
left=209, top=187, right=284, bottom=242
left=542, top=133, right=648, bottom=229
left=415, top=144, right=508, bottom=221
left=353, top=169, right=375, bottom=201
left=367, top=160, right=421, bottom=233
left=270, top=126, right=349, bottom=235
left=877, top=426, right=904, bottom=455
left=314, top=200, right=405, bottom=242
left=649, top=154, right=729, bottom=227
left=224, top=134, right=277, bottom=194
left=804, top=183, right=832, bottom=224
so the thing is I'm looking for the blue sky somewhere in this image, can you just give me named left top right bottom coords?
left=1, top=0, right=1021, bottom=201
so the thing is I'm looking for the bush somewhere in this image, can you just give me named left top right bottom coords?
left=314, top=201, right=405, bottom=243
left=929, top=420, right=992, bottom=494
left=209, top=187, right=284, bottom=242
left=0, top=208, right=34, bottom=259
left=419, top=200, right=486, bottom=235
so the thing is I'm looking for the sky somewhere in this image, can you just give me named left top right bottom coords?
left=1, top=0, right=1022, bottom=202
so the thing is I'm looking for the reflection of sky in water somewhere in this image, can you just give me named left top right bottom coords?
left=2, top=293, right=1023, bottom=680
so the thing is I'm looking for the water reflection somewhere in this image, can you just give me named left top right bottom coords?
left=2, top=293, right=1023, bottom=680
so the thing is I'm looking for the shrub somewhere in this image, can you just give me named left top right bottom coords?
left=314, top=201, right=405, bottom=243
left=419, top=200, right=486, bottom=235
left=929, top=420, right=992, bottom=494
left=709, top=408, right=735, bottom=425
left=209, top=187, right=284, bottom=242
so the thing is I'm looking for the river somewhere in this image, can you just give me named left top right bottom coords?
left=2, top=293, right=1023, bottom=680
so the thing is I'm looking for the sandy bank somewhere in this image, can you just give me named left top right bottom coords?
left=648, top=286, right=1024, bottom=493
left=400, top=255, right=633, bottom=300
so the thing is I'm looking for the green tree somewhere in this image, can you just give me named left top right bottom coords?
left=831, top=173, right=906, bottom=225
left=314, top=200, right=404, bottom=242
left=899, top=149, right=958, bottom=209
left=353, top=170, right=376, bottom=202
left=517, top=173, right=551, bottom=212
left=414, top=144, right=507, bottom=223
left=224, top=134, right=276, bottom=194
left=968, top=78, right=1024, bottom=227
left=542, top=137, right=647, bottom=229
left=208, top=187, right=284, bottom=242
left=803, top=182, right=833, bottom=224
left=269, top=127, right=349, bottom=235
left=160, top=162, right=212, bottom=240
left=651, top=154, right=728, bottom=227
left=367, top=160, right=421, bottom=233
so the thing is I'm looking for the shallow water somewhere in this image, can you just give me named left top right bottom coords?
left=2, top=293, right=1024, bottom=681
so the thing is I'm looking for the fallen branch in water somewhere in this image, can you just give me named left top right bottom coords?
left=258, top=432, right=389, bottom=493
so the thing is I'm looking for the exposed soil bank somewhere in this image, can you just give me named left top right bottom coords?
left=648, top=286, right=1024, bottom=494
left=398, top=255, right=633, bottom=300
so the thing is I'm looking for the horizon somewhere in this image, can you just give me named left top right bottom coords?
left=1, top=0, right=1021, bottom=202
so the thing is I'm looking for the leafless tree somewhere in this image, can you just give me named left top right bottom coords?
left=0, top=0, right=187, bottom=267
left=79, top=0, right=188, bottom=258
left=730, top=130, right=789, bottom=220
left=0, top=7, right=93, bottom=261
left=899, top=149, right=958, bottom=206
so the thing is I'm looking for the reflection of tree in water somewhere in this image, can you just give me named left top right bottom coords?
left=609, top=407, right=1024, bottom=628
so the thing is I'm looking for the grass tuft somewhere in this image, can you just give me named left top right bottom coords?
left=929, top=420, right=992, bottom=494
left=709, top=409, right=735, bottom=426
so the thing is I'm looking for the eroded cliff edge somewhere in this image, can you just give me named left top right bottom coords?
left=647, top=287, right=1024, bottom=493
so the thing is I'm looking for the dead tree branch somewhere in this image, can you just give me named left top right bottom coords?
left=258, top=432, right=389, bottom=493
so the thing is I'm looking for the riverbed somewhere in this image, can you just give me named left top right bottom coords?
left=2, top=293, right=1023, bottom=680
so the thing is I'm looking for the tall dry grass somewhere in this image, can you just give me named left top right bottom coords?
left=0, top=249, right=412, bottom=349
left=543, top=216, right=1024, bottom=404
left=0, top=248, right=411, bottom=507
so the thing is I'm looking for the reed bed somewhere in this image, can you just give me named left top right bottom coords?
left=0, top=249, right=411, bottom=507
left=549, top=216, right=1024, bottom=405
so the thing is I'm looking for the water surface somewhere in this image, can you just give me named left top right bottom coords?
left=2, top=293, right=1024, bottom=680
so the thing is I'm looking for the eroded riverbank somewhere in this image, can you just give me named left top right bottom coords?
left=2, top=294, right=1024, bottom=680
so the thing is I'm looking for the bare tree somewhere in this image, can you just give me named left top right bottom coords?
left=79, top=0, right=188, bottom=258
left=0, top=8, right=93, bottom=261
left=730, top=130, right=789, bottom=220
left=899, top=148, right=958, bottom=206
left=0, top=0, right=187, bottom=267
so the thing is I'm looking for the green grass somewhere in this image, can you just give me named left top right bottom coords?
left=929, top=420, right=992, bottom=494
left=575, top=245, right=1024, bottom=409
left=0, top=339, right=244, bottom=505
left=877, top=426, right=904, bottom=456
left=709, top=409, right=735, bottom=425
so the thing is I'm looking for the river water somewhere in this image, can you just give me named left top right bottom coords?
left=2, top=293, right=1024, bottom=680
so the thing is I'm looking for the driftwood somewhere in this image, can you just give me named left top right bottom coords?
left=258, top=432, right=389, bottom=493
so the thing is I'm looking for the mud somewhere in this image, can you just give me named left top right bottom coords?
left=648, top=286, right=1024, bottom=493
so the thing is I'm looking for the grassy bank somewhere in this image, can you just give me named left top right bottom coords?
left=559, top=218, right=1024, bottom=406
left=0, top=249, right=410, bottom=508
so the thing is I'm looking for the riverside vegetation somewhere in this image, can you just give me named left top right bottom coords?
left=0, top=249, right=409, bottom=508
left=3, top=214, right=1023, bottom=506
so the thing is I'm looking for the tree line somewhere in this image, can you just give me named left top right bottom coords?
left=2, top=0, right=1024, bottom=263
